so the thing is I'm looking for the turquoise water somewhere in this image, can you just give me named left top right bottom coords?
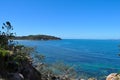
left=17, top=39, right=120, bottom=77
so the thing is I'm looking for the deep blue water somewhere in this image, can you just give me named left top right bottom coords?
left=16, top=39, right=120, bottom=78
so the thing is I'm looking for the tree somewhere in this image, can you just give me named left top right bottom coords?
left=0, top=21, right=14, bottom=49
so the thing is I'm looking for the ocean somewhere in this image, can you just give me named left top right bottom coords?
left=16, top=39, right=120, bottom=78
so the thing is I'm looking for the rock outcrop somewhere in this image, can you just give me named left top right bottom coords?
left=0, top=62, right=41, bottom=80
left=20, top=64, right=41, bottom=80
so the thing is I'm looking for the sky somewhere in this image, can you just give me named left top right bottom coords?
left=0, top=0, right=120, bottom=39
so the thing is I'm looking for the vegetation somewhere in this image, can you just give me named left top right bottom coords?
left=15, top=35, right=61, bottom=40
left=36, top=61, right=77, bottom=80
left=0, top=21, right=14, bottom=49
left=0, top=21, right=42, bottom=80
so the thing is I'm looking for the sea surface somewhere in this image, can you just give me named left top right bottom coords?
left=16, top=39, right=120, bottom=78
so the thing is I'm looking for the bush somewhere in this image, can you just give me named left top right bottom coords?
left=0, top=49, right=10, bottom=57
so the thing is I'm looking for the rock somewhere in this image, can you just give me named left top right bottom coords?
left=106, top=73, right=120, bottom=80
left=88, top=78, right=97, bottom=80
left=79, top=78, right=85, bottom=80
left=21, top=64, right=41, bottom=80
left=7, top=73, right=24, bottom=80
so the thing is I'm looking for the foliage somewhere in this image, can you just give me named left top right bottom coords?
left=0, top=21, right=14, bottom=49
left=51, top=62, right=77, bottom=76
left=0, top=48, right=10, bottom=57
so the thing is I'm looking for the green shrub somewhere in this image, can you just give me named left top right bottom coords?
left=0, top=49, right=10, bottom=57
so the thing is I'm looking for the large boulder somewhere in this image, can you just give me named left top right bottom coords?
left=21, top=64, right=41, bottom=80
left=106, top=73, right=120, bottom=80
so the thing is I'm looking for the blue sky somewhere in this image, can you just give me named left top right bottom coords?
left=0, top=0, right=120, bottom=39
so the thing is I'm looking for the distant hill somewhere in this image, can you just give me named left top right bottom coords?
left=14, top=35, right=61, bottom=40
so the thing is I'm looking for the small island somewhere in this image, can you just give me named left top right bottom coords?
left=14, top=35, right=61, bottom=40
